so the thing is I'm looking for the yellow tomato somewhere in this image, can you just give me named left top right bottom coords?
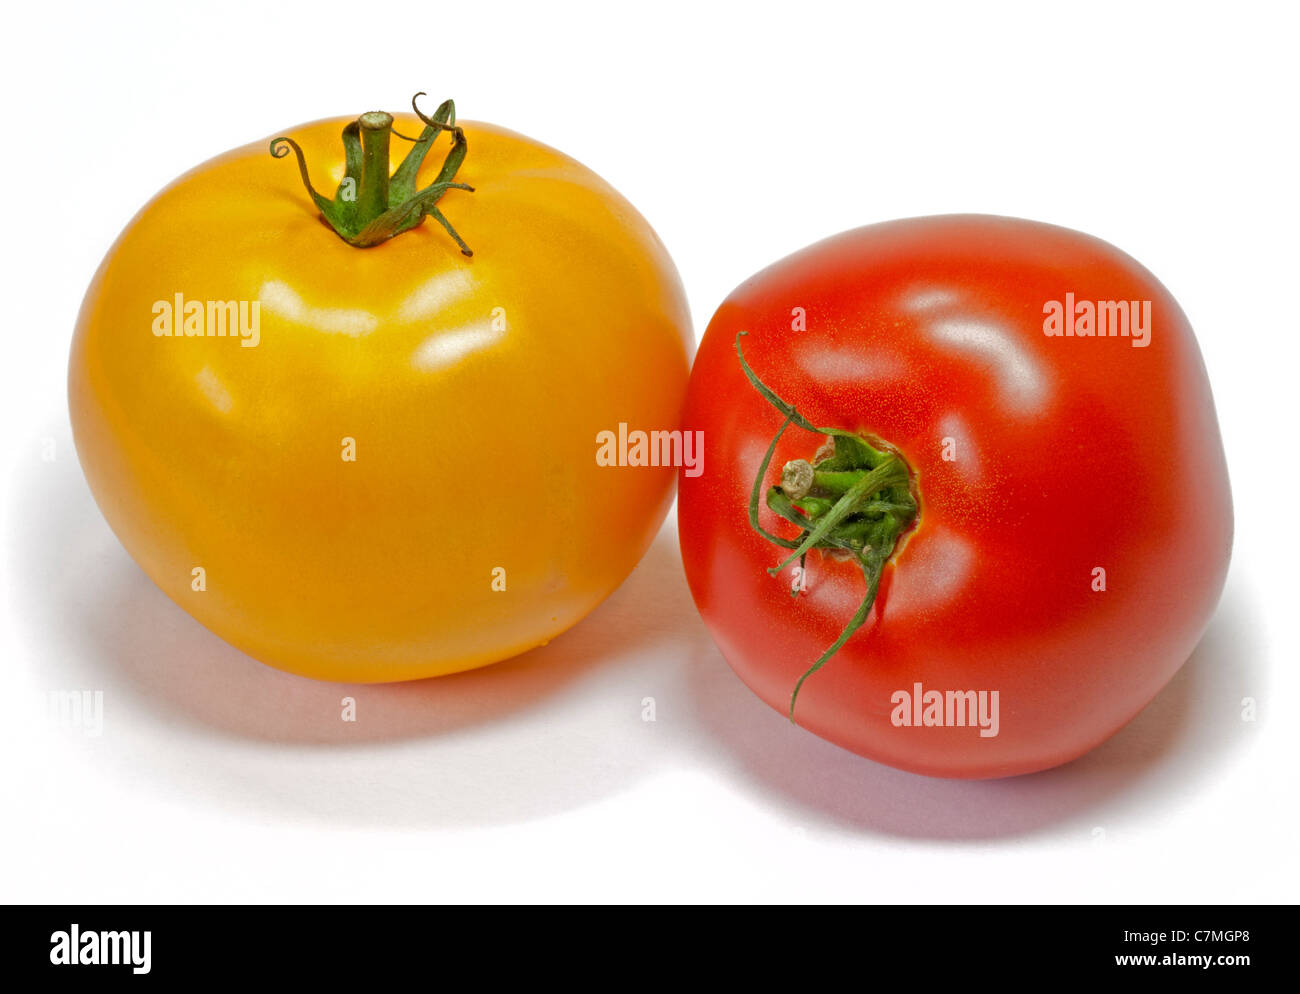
left=69, top=102, right=691, bottom=682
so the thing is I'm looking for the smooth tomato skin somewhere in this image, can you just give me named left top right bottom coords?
left=679, top=215, right=1232, bottom=778
left=70, top=115, right=691, bottom=682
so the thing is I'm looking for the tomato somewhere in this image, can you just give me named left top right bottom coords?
left=69, top=97, right=691, bottom=682
left=678, top=215, right=1232, bottom=778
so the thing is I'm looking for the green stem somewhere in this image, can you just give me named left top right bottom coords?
left=356, top=111, right=393, bottom=224
left=806, top=469, right=880, bottom=497
left=768, top=459, right=907, bottom=576
left=735, top=331, right=920, bottom=721
left=788, top=554, right=885, bottom=720
left=269, top=94, right=475, bottom=254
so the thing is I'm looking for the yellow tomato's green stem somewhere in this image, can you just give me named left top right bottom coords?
left=269, top=93, right=475, bottom=254
left=356, top=111, right=394, bottom=225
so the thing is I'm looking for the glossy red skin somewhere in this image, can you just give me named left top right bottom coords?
left=679, top=215, right=1232, bottom=778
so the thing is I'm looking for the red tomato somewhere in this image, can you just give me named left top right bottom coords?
left=678, top=215, right=1232, bottom=778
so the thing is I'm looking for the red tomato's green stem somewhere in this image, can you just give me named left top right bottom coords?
left=269, top=93, right=475, bottom=255
left=767, top=459, right=910, bottom=576
left=788, top=554, right=885, bottom=716
left=735, top=332, right=919, bottom=722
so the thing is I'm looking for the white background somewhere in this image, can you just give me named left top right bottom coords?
left=2, top=1, right=1296, bottom=903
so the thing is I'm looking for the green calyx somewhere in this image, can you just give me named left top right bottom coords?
left=736, top=332, right=919, bottom=721
left=270, top=92, right=475, bottom=255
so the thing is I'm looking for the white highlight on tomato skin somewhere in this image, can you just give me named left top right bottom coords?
left=801, top=559, right=875, bottom=618
left=794, top=347, right=908, bottom=387
left=737, top=434, right=776, bottom=488
left=935, top=412, right=981, bottom=483
left=927, top=317, right=1049, bottom=415
left=194, top=365, right=234, bottom=414
left=258, top=280, right=379, bottom=337
left=410, top=320, right=505, bottom=372
left=395, top=270, right=476, bottom=322
left=902, top=287, right=962, bottom=312
left=885, top=525, right=975, bottom=621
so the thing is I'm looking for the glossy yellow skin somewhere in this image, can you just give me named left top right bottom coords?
left=69, top=114, right=691, bottom=681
